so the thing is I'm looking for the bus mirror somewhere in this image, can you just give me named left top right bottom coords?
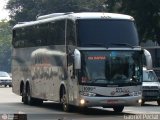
left=74, top=49, right=81, bottom=69
left=143, top=49, right=152, bottom=70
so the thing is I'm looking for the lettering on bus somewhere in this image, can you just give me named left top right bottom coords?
left=88, top=56, right=106, bottom=60
left=31, top=66, right=59, bottom=80
left=81, top=86, right=96, bottom=92
left=115, top=88, right=129, bottom=93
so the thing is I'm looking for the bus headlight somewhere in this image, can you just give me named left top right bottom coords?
left=129, top=91, right=142, bottom=96
left=80, top=92, right=96, bottom=97
left=80, top=99, right=85, bottom=105
left=138, top=99, right=142, bottom=103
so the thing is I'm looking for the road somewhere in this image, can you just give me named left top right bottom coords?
left=0, top=87, right=160, bottom=120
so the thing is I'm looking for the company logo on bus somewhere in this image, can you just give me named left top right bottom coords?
left=110, top=91, right=116, bottom=95
left=88, top=56, right=106, bottom=60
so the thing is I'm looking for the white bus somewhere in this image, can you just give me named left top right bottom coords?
left=12, top=12, right=143, bottom=112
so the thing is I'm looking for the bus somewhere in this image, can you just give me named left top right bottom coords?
left=12, top=12, right=143, bottom=112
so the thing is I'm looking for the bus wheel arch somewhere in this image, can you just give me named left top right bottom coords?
left=20, top=81, right=24, bottom=96
left=60, top=85, right=65, bottom=102
left=60, top=85, right=70, bottom=112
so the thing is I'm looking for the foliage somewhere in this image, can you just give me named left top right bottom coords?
left=0, top=21, right=12, bottom=72
left=105, top=0, right=160, bottom=44
left=6, top=0, right=106, bottom=24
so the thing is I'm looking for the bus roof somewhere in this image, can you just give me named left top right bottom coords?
left=37, top=12, right=134, bottom=20
left=13, top=12, right=134, bottom=29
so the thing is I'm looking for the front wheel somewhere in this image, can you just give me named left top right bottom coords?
left=113, top=106, right=124, bottom=113
left=61, top=88, right=70, bottom=112
left=141, top=100, right=145, bottom=106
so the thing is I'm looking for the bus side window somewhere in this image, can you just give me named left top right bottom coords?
left=66, top=20, right=76, bottom=46
left=48, top=20, right=65, bottom=45
left=36, top=24, right=48, bottom=46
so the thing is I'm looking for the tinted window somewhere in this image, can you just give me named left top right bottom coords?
left=77, top=19, right=139, bottom=47
left=66, top=20, right=76, bottom=45
left=13, top=26, right=38, bottom=48
left=13, top=20, right=66, bottom=48
left=48, top=20, right=65, bottom=45
left=36, top=24, right=48, bottom=46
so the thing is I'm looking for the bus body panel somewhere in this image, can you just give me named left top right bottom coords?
left=78, top=85, right=141, bottom=107
left=12, top=45, right=67, bottom=102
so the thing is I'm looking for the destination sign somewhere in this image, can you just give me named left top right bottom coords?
left=88, top=56, right=106, bottom=60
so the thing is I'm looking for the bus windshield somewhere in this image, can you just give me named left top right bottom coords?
left=77, top=19, right=139, bottom=47
left=80, top=51, right=142, bottom=85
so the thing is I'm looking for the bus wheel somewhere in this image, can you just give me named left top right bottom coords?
left=61, top=89, right=70, bottom=112
left=22, top=88, right=27, bottom=104
left=26, top=85, right=34, bottom=105
left=113, top=106, right=124, bottom=113
left=141, top=100, right=145, bottom=106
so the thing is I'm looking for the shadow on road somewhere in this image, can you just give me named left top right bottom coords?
left=1, top=101, right=159, bottom=117
left=32, top=102, right=135, bottom=116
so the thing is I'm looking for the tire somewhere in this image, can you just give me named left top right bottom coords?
left=141, top=100, right=145, bottom=106
left=22, top=85, right=43, bottom=105
left=22, top=88, right=27, bottom=104
left=61, top=88, right=70, bottom=112
left=113, top=106, right=124, bottom=113
left=157, top=100, right=160, bottom=106
left=26, top=85, right=34, bottom=105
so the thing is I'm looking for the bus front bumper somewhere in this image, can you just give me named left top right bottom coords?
left=79, top=96, right=142, bottom=107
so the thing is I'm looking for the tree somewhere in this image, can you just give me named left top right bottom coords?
left=0, top=20, right=12, bottom=72
left=6, top=0, right=106, bottom=24
left=105, top=0, right=160, bottom=44
left=6, top=0, right=39, bottom=24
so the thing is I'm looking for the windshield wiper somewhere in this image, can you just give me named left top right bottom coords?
left=91, top=78, right=107, bottom=83
left=83, top=43, right=134, bottom=49
left=84, top=43, right=105, bottom=47
left=110, top=43, right=134, bottom=48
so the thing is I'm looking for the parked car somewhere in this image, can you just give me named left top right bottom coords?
left=0, top=71, right=12, bottom=87
left=142, top=68, right=160, bottom=105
